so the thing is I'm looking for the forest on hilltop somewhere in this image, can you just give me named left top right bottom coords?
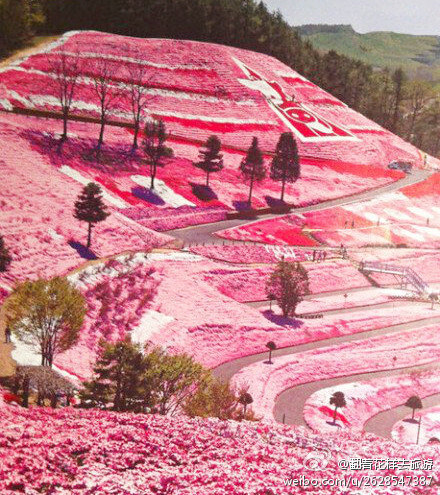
left=2, top=0, right=440, bottom=157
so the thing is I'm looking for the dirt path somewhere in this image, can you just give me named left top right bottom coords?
left=0, top=36, right=59, bottom=68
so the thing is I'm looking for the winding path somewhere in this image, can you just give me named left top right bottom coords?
left=168, top=169, right=432, bottom=244
left=364, top=392, right=440, bottom=440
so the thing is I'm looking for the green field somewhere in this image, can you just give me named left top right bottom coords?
left=299, top=25, right=440, bottom=84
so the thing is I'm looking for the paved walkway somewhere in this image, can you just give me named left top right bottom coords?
left=168, top=169, right=433, bottom=245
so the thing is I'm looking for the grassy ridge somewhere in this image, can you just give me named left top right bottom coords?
left=301, top=26, right=440, bottom=83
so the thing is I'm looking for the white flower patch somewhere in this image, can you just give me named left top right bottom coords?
left=11, top=335, right=41, bottom=367
left=47, top=228, right=64, bottom=241
left=131, top=175, right=195, bottom=207
left=130, top=309, right=175, bottom=347
left=145, top=251, right=204, bottom=262
left=407, top=206, right=434, bottom=219
left=60, top=165, right=128, bottom=208
left=392, top=226, right=426, bottom=242
left=382, top=208, right=412, bottom=221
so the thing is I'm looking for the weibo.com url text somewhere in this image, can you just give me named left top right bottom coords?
left=284, top=475, right=433, bottom=489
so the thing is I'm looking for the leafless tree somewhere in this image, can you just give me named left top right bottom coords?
left=16, top=366, right=76, bottom=408
left=89, top=56, right=121, bottom=152
left=49, top=50, right=83, bottom=141
left=123, top=48, right=156, bottom=149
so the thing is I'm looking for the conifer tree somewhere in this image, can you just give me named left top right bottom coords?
left=270, top=132, right=300, bottom=202
left=74, top=183, right=110, bottom=249
left=0, top=235, right=11, bottom=272
left=194, top=135, right=224, bottom=186
left=239, top=137, right=266, bottom=207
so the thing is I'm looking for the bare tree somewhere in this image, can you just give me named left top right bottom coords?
left=89, top=56, right=121, bottom=153
left=123, top=48, right=156, bottom=149
left=49, top=50, right=83, bottom=141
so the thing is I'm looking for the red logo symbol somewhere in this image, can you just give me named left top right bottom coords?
left=233, top=58, right=356, bottom=142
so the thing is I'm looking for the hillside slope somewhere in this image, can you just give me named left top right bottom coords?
left=0, top=30, right=434, bottom=169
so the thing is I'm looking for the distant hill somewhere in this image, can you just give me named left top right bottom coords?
left=298, top=24, right=440, bottom=85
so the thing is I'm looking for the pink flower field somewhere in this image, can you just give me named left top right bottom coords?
left=1, top=398, right=438, bottom=495
left=201, top=259, right=370, bottom=302
left=393, top=405, right=440, bottom=445
left=0, top=113, right=172, bottom=286
left=304, top=370, right=440, bottom=434
left=232, top=324, right=440, bottom=420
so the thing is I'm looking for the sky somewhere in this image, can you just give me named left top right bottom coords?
left=263, top=0, right=440, bottom=36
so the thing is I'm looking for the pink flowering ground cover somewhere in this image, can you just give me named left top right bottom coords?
left=393, top=405, right=440, bottom=445
left=189, top=244, right=337, bottom=264
left=53, top=255, right=160, bottom=380
left=2, top=30, right=434, bottom=216
left=1, top=29, right=432, bottom=174
left=0, top=113, right=172, bottom=286
left=264, top=287, right=403, bottom=314
left=201, top=259, right=369, bottom=302
left=304, top=370, right=440, bottom=434
left=232, top=324, right=440, bottom=420
left=1, top=401, right=438, bottom=495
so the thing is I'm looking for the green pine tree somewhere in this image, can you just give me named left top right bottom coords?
left=194, top=135, right=224, bottom=186
left=270, top=132, right=300, bottom=202
left=239, top=137, right=266, bottom=207
left=74, top=183, right=110, bottom=249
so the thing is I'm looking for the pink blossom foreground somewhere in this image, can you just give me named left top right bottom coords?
left=304, top=370, right=440, bottom=434
left=232, top=324, right=440, bottom=420
left=0, top=399, right=439, bottom=494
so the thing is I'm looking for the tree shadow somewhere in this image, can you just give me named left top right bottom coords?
left=69, top=241, right=97, bottom=260
left=403, top=418, right=419, bottom=424
left=232, top=200, right=252, bottom=211
left=265, top=195, right=285, bottom=208
left=326, top=421, right=342, bottom=428
left=131, top=186, right=165, bottom=205
left=23, top=130, right=143, bottom=175
left=262, top=310, right=304, bottom=328
left=190, top=182, right=218, bottom=202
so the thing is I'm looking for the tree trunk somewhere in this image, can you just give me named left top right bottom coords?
left=281, top=179, right=286, bottom=202
left=22, top=377, right=30, bottom=408
left=206, top=171, right=210, bottom=187
left=333, top=406, right=338, bottom=424
left=62, top=108, right=68, bottom=141
left=133, top=122, right=139, bottom=149
left=98, top=118, right=106, bottom=149
left=150, top=164, right=156, bottom=190
left=87, top=222, right=92, bottom=249
left=248, top=177, right=254, bottom=207
left=268, top=349, right=272, bottom=364
left=50, top=393, right=58, bottom=409
left=412, top=408, right=415, bottom=420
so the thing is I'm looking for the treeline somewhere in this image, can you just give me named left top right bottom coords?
left=3, top=0, right=440, bottom=156
left=0, top=0, right=44, bottom=56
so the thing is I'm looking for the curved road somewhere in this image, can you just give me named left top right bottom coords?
left=365, top=392, right=440, bottom=440
left=168, top=169, right=433, bottom=244
left=213, top=309, right=440, bottom=382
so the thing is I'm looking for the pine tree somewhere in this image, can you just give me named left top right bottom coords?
left=239, top=137, right=266, bottom=207
left=74, top=183, right=110, bottom=249
left=0, top=235, right=11, bottom=272
left=270, top=132, right=300, bottom=202
left=194, top=135, right=224, bottom=186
